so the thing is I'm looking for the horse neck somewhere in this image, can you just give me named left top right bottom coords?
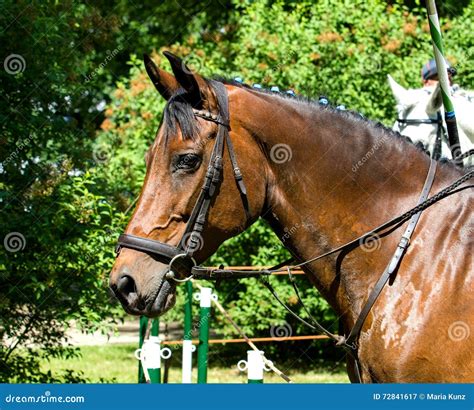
left=233, top=88, right=456, bottom=322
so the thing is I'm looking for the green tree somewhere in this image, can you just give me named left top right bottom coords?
left=0, top=0, right=231, bottom=382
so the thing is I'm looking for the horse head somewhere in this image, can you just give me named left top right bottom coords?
left=388, top=75, right=474, bottom=163
left=109, top=53, right=267, bottom=316
left=387, top=74, right=451, bottom=156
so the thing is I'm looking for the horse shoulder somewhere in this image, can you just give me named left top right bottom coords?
left=358, top=189, right=473, bottom=381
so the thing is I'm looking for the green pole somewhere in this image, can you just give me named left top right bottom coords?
left=426, top=0, right=462, bottom=164
left=182, top=281, right=194, bottom=383
left=138, top=316, right=148, bottom=383
left=197, top=287, right=212, bottom=384
left=148, top=318, right=161, bottom=384
left=151, top=318, right=160, bottom=336
left=184, top=282, right=193, bottom=337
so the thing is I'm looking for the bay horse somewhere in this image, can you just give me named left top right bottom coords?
left=109, top=52, right=473, bottom=383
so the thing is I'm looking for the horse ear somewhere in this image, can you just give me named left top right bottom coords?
left=426, top=83, right=442, bottom=115
left=163, top=51, right=205, bottom=106
left=144, top=54, right=179, bottom=100
left=387, top=75, right=409, bottom=105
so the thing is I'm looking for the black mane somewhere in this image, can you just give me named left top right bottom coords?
left=162, top=90, right=201, bottom=142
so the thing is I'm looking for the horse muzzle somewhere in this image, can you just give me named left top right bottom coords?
left=109, top=247, right=184, bottom=317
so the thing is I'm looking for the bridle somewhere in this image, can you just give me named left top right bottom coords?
left=116, top=80, right=474, bottom=382
left=397, top=113, right=474, bottom=163
left=395, top=84, right=474, bottom=162
left=116, top=81, right=249, bottom=280
left=396, top=108, right=445, bottom=160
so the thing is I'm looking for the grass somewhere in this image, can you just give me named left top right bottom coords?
left=41, top=344, right=349, bottom=383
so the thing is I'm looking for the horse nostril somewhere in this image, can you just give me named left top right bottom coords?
left=117, top=275, right=136, bottom=297
left=112, top=274, right=140, bottom=309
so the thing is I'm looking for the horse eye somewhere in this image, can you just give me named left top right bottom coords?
left=174, top=153, right=201, bottom=172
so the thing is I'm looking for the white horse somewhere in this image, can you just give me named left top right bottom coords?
left=388, top=75, right=474, bottom=166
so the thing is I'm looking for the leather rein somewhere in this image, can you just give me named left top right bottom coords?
left=116, top=81, right=474, bottom=382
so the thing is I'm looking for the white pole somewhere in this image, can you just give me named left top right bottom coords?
left=237, top=350, right=269, bottom=383
left=135, top=336, right=171, bottom=383
left=181, top=340, right=195, bottom=383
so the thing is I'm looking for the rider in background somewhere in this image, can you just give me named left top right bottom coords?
left=421, top=58, right=454, bottom=87
left=421, top=58, right=474, bottom=102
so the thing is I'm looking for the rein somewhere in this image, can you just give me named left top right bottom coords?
left=116, top=82, right=474, bottom=383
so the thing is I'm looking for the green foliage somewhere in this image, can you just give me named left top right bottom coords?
left=1, top=0, right=229, bottom=382
left=0, top=0, right=122, bottom=381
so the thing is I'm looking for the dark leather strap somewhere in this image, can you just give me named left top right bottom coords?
left=432, top=112, right=443, bottom=160
left=116, top=234, right=181, bottom=263
left=396, top=118, right=441, bottom=125
left=225, top=132, right=251, bottom=221
left=180, top=82, right=230, bottom=258
left=117, top=82, right=246, bottom=276
left=345, top=159, right=437, bottom=347
left=178, top=116, right=227, bottom=255
left=455, top=149, right=474, bottom=161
